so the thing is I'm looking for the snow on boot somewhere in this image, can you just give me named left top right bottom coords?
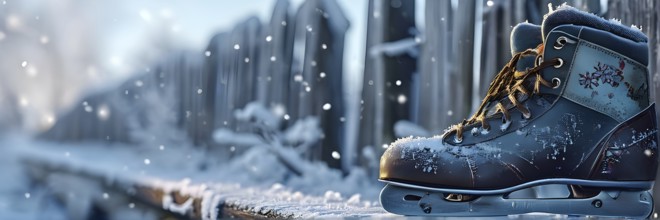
left=379, top=5, right=656, bottom=218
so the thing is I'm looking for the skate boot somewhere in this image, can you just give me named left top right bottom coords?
left=379, top=5, right=657, bottom=218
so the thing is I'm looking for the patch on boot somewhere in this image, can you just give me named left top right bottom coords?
left=563, top=41, right=649, bottom=122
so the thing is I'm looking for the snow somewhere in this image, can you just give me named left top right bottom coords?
left=331, top=151, right=341, bottom=159
left=213, top=128, right=264, bottom=146
left=397, top=94, right=407, bottom=104
left=162, top=194, right=194, bottom=215
left=0, top=136, right=387, bottom=218
left=394, top=120, right=431, bottom=138
left=0, top=136, right=69, bottom=220
left=0, top=96, right=386, bottom=218
left=369, top=37, right=420, bottom=57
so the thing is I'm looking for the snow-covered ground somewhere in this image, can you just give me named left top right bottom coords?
left=0, top=135, right=388, bottom=219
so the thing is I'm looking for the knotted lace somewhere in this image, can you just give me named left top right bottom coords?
left=447, top=45, right=561, bottom=143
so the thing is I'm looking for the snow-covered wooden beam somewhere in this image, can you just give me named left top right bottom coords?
left=23, top=158, right=301, bottom=219
left=18, top=144, right=387, bottom=219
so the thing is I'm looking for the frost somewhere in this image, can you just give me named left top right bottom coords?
left=323, top=191, right=342, bottom=202
left=393, top=136, right=503, bottom=173
left=346, top=194, right=361, bottom=205
left=500, top=119, right=511, bottom=131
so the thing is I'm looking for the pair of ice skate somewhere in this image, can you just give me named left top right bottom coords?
left=379, top=5, right=658, bottom=218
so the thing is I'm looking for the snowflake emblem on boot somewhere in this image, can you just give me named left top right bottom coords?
left=579, top=60, right=625, bottom=89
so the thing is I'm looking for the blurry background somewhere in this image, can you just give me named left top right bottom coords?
left=0, top=0, right=659, bottom=219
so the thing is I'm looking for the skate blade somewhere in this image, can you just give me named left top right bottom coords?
left=380, top=184, right=653, bottom=218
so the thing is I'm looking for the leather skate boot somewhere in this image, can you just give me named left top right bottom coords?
left=379, top=5, right=657, bottom=218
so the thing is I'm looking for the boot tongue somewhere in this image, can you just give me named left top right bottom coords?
left=510, top=23, right=542, bottom=56
left=542, top=4, right=647, bottom=43
left=510, top=23, right=542, bottom=71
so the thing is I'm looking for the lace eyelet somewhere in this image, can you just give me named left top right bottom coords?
left=554, top=36, right=568, bottom=50
left=554, top=58, right=563, bottom=68
left=552, top=77, right=561, bottom=89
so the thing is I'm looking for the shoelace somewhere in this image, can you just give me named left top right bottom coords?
left=446, top=44, right=561, bottom=143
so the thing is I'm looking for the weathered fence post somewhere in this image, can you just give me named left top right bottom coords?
left=358, top=0, right=416, bottom=171
left=290, top=0, right=349, bottom=169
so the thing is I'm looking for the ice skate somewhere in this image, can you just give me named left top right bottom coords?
left=379, top=5, right=657, bottom=218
